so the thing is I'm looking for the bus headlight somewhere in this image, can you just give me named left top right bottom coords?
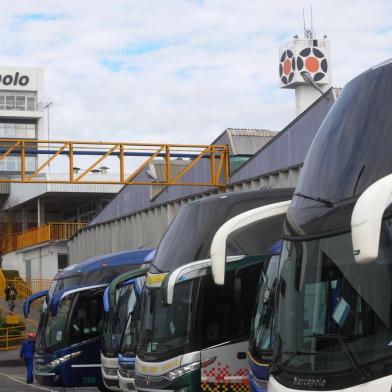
left=48, top=351, right=81, bottom=368
left=165, top=361, right=200, bottom=381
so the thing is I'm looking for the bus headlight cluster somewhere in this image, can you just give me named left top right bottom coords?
left=165, top=361, right=200, bottom=381
left=48, top=351, right=81, bottom=368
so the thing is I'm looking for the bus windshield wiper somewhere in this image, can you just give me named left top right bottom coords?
left=294, top=192, right=334, bottom=208
left=306, top=333, right=369, bottom=380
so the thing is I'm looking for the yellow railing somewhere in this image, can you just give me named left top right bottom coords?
left=0, top=305, right=38, bottom=350
left=0, top=269, right=6, bottom=300
left=0, top=303, right=38, bottom=350
left=0, top=326, right=30, bottom=351
left=1, top=222, right=86, bottom=255
left=5, top=278, right=52, bottom=300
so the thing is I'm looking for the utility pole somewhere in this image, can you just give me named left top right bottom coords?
left=43, top=102, right=53, bottom=173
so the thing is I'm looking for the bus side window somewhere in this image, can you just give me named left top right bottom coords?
left=201, top=263, right=262, bottom=348
left=70, top=289, right=104, bottom=344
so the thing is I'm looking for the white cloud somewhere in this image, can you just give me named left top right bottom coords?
left=0, top=0, right=391, bottom=144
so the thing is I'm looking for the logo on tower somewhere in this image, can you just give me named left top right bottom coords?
left=279, top=49, right=296, bottom=85
left=296, top=47, right=328, bottom=82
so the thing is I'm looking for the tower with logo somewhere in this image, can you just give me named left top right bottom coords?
left=279, top=34, right=331, bottom=114
left=0, top=67, right=44, bottom=173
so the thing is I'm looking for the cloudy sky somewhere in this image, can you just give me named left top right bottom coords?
left=1, top=0, right=391, bottom=145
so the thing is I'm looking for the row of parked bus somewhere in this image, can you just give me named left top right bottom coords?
left=25, top=59, right=392, bottom=392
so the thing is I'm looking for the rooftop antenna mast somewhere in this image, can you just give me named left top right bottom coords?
left=303, top=7, right=313, bottom=40
left=310, top=6, right=314, bottom=38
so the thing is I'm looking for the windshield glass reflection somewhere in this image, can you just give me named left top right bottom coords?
left=139, top=282, right=195, bottom=356
left=102, top=285, right=136, bottom=356
left=250, top=255, right=280, bottom=358
left=276, top=218, right=392, bottom=373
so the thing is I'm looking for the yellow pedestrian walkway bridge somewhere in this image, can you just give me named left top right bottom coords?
left=0, top=139, right=229, bottom=187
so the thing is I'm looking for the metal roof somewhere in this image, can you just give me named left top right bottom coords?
left=226, top=128, right=277, bottom=155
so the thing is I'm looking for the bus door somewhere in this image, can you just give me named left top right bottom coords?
left=199, top=261, right=263, bottom=391
left=67, top=286, right=106, bottom=387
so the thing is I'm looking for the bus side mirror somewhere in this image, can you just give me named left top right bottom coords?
left=23, top=290, right=49, bottom=318
left=162, top=260, right=210, bottom=305
left=210, top=200, right=291, bottom=286
left=107, top=267, right=149, bottom=312
left=352, top=173, right=392, bottom=264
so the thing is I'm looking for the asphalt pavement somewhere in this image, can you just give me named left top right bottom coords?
left=0, top=350, right=99, bottom=392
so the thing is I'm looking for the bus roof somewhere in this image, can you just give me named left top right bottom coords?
left=54, top=248, right=153, bottom=280
left=152, top=188, right=294, bottom=272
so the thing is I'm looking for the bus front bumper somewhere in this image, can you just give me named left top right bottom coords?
left=101, top=354, right=121, bottom=391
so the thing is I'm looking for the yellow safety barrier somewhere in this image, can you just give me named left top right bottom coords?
left=0, top=303, right=38, bottom=350
left=0, top=326, right=35, bottom=351
left=0, top=269, right=6, bottom=300
left=5, top=278, right=52, bottom=300
left=0, top=222, right=86, bottom=255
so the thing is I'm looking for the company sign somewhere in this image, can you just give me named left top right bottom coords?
left=0, top=67, right=43, bottom=91
left=0, top=72, right=29, bottom=87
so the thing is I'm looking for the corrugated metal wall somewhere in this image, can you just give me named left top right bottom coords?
left=69, top=166, right=300, bottom=263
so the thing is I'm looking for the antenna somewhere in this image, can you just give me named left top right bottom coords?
left=310, top=6, right=314, bottom=38
left=303, top=7, right=313, bottom=39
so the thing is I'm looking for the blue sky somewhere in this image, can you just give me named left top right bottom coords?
left=1, top=0, right=391, bottom=144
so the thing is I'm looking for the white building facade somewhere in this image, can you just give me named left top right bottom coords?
left=0, top=67, right=45, bottom=173
left=0, top=67, right=124, bottom=281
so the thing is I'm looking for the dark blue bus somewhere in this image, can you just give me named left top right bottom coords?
left=24, top=248, right=152, bottom=391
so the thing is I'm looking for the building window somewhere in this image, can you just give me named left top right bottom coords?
left=27, top=97, right=35, bottom=111
left=58, top=254, right=68, bottom=270
left=0, top=122, right=36, bottom=138
left=0, top=92, right=36, bottom=111
left=0, top=156, right=36, bottom=172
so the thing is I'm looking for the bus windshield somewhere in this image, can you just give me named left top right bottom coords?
left=102, top=285, right=137, bottom=356
left=275, top=218, right=392, bottom=376
left=36, top=288, right=105, bottom=353
left=47, top=276, right=83, bottom=300
left=36, top=294, right=74, bottom=352
left=250, top=254, right=280, bottom=360
left=138, top=281, right=196, bottom=360
left=119, top=299, right=141, bottom=357
left=138, top=260, right=264, bottom=361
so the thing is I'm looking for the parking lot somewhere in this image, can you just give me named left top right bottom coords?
left=0, top=352, right=98, bottom=392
